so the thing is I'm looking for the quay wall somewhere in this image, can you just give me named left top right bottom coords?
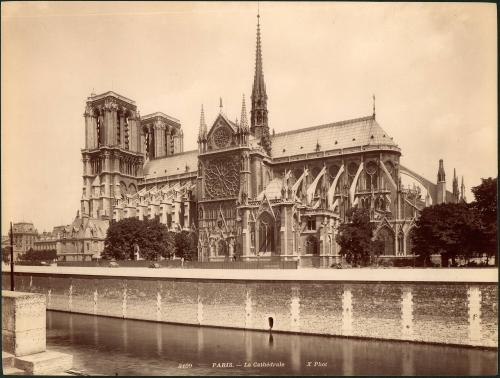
left=2, top=268, right=497, bottom=348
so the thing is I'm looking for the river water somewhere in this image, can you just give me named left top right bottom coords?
left=46, top=311, right=497, bottom=376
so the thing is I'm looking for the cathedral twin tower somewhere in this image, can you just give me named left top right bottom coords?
left=81, top=14, right=271, bottom=223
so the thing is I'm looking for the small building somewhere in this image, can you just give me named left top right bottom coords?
left=11, top=222, right=38, bottom=261
left=33, top=231, right=60, bottom=254
left=57, top=213, right=109, bottom=261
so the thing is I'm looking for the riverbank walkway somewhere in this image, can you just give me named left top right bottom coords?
left=3, top=265, right=497, bottom=283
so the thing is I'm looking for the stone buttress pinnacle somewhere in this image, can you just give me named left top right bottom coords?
left=240, top=94, right=249, bottom=131
left=199, top=105, right=207, bottom=140
left=437, top=159, right=446, bottom=182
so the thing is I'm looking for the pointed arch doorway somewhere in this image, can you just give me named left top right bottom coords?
left=258, top=212, right=275, bottom=254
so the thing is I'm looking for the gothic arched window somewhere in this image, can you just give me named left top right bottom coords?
left=116, top=112, right=121, bottom=147
left=407, top=228, right=416, bottom=255
left=96, top=114, right=103, bottom=147
left=258, top=212, right=275, bottom=253
left=218, top=239, right=228, bottom=257
left=398, top=231, right=405, bottom=255
left=305, top=235, right=319, bottom=255
left=377, top=227, right=395, bottom=255
left=124, top=114, right=129, bottom=150
left=365, top=161, right=378, bottom=191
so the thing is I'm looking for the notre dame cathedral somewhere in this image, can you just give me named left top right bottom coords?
left=75, top=14, right=466, bottom=265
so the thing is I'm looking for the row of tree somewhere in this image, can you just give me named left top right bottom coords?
left=21, top=248, right=58, bottom=262
left=2, top=248, right=58, bottom=263
left=103, top=178, right=496, bottom=266
left=413, top=177, right=497, bottom=266
left=102, top=218, right=198, bottom=261
left=336, top=177, right=497, bottom=267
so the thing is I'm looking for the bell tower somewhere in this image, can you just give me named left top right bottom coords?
left=81, top=91, right=145, bottom=219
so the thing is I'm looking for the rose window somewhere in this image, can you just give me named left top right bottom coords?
left=365, top=161, right=378, bottom=175
left=213, top=127, right=231, bottom=148
left=205, top=157, right=240, bottom=198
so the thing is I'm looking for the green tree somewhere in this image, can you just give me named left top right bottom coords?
left=470, top=177, right=497, bottom=263
left=19, top=248, right=57, bottom=262
left=103, top=218, right=174, bottom=261
left=2, top=246, right=12, bottom=263
left=411, top=203, right=482, bottom=266
left=471, top=177, right=497, bottom=221
left=336, top=208, right=379, bottom=266
left=174, top=231, right=198, bottom=261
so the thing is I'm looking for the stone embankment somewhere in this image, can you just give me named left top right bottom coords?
left=2, top=267, right=498, bottom=349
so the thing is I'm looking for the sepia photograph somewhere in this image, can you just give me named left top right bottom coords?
left=1, top=1, right=498, bottom=376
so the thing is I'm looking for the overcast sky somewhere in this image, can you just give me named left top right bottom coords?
left=1, top=1, right=497, bottom=233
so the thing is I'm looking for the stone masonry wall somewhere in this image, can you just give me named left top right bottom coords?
left=2, top=273, right=497, bottom=348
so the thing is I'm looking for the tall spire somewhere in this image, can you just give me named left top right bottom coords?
left=372, top=94, right=376, bottom=118
left=240, top=94, right=249, bottom=131
left=250, top=11, right=271, bottom=154
left=252, top=13, right=267, bottom=107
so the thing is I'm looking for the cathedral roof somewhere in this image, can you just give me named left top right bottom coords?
left=271, top=115, right=399, bottom=159
left=88, top=91, right=136, bottom=105
left=141, top=112, right=180, bottom=125
left=143, top=150, right=198, bottom=179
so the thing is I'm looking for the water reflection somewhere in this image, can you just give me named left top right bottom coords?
left=342, top=340, right=353, bottom=375
left=290, top=335, right=300, bottom=372
left=93, top=316, right=98, bottom=348
left=122, top=320, right=128, bottom=351
left=244, top=330, right=252, bottom=363
left=402, top=346, right=414, bottom=375
left=156, top=323, right=162, bottom=357
left=196, top=327, right=202, bottom=358
left=68, top=314, right=74, bottom=344
left=46, top=311, right=497, bottom=376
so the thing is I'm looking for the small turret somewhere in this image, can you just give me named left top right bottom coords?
left=240, top=94, right=249, bottom=132
left=452, top=168, right=459, bottom=203
left=460, top=176, right=467, bottom=203
left=239, top=94, right=250, bottom=145
left=437, top=159, right=446, bottom=182
left=198, top=105, right=208, bottom=153
left=436, top=159, right=446, bottom=204
left=372, top=94, right=376, bottom=119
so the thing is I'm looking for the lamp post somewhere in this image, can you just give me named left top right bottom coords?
left=9, top=222, right=14, bottom=291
